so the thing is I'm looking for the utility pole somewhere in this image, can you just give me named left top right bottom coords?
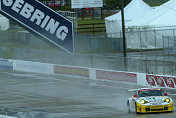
left=121, top=0, right=127, bottom=57
left=54, top=0, right=56, bottom=10
left=121, top=0, right=127, bottom=71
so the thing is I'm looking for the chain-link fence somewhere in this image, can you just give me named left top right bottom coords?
left=75, top=33, right=123, bottom=53
left=163, top=36, right=176, bottom=55
left=1, top=28, right=176, bottom=76
left=75, top=28, right=176, bottom=53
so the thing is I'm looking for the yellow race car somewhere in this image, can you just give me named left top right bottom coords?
left=127, top=88, right=174, bottom=113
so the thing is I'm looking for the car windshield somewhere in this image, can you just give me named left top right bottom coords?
left=138, top=90, right=165, bottom=97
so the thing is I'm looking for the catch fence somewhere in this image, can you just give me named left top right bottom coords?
left=1, top=28, right=176, bottom=76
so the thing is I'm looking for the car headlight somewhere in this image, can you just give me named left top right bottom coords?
left=140, top=99, right=148, bottom=104
left=164, top=98, right=170, bottom=103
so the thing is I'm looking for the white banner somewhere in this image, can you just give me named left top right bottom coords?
left=71, top=0, right=103, bottom=8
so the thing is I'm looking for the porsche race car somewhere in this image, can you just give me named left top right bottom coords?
left=127, top=88, right=174, bottom=113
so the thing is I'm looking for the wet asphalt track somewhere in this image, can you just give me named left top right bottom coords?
left=0, top=70, right=176, bottom=118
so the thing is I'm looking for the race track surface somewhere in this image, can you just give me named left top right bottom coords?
left=0, top=70, right=175, bottom=118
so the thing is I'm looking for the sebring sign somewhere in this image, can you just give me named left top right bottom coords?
left=0, top=0, right=74, bottom=53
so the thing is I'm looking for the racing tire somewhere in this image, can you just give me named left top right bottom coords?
left=127, top=100, right=131, bottom=113
left=135, top=102, right=138, bottom=114
left=168, top=110, right=174, bottom=113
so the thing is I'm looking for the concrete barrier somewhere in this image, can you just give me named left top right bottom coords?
left=13, top=60, right=53, bottom=74
left=2, top=59, right=176, bottom=89
left=89, top=68, right=96, bottom=80
left=0, top=114, right=17, bottom=118
left=137, top=73, right=148, bottom=86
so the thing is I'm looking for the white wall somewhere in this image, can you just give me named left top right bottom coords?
left=13, top=60, right=53, bottom=74
left=8, top=59, right=176, bottom=89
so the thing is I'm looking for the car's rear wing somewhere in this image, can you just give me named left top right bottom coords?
left=128, top=89, right=138, bottom=92
left=127, top=87, right=165, bottom=92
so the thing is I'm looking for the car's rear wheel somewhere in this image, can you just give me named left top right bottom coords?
left=127, top=100, right=131, bottom=113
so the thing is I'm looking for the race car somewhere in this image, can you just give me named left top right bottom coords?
left=127, top=88, right=174, bottom=113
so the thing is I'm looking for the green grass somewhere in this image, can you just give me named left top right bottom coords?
left=78, top=18, right=105, bottom=24
left=77, top=18, right=106, bottom=34
left=2, top=50, right=14, bottom=59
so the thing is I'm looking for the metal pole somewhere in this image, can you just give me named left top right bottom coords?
left=82, top=8, right=84, bottom=20
left=162, top=34, right=165, bottom=54
left=92, top=8, right=95, bottom=19
left=121, top=0, right=127, bottom=57
left=101, top=7, right=103, bottom=19
left=120, top=0, right=127, bottom=71
left=54, top=0, right=56, bottom=10
left=173, top=29, right=176, bottom=53
left=154, top=28, right=156, bottom=48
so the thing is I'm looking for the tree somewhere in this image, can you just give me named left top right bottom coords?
left=104, top=0, right=131, bottom=9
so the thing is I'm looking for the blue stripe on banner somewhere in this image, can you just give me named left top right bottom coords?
left=0, top=58, right=13, bottom=70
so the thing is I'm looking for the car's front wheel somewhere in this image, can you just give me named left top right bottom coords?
left=135, top=102, right=138, bottom=114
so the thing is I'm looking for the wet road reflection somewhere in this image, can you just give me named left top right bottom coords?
left=0, top=70, right=175, bottom=118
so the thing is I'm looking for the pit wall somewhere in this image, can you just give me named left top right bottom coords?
left=0, top=58, right=176, bottom=89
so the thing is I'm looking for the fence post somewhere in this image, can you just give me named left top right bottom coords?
left=93, top=23, right=94, bottom=34
left=173, top=29, right=176, bottom=53
left=154, top=28, right=156, bottom=48
left=145, top=57, right=148, bottom=74
left=139, top=28, right=142, bottom=50
left=171, top=61, right=173, bottom=76
left=162, top=34, right=164, bottom=52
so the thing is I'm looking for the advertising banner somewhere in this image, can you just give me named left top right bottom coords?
left=0, top=58, right=13, bottom=70
left=146, top=75, right=176, bottom=88
left=71, top=0, right=103, bottom=8
left=96, top=70, right=137, bottom=83
left=54, top=65, right=89, bottom=77
left=0, top=0, right=73, bottom=52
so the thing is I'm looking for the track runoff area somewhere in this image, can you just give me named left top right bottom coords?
left=0, top=69, right=175, bottom=118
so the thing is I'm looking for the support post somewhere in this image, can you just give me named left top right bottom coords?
left=101, top=7, right=104, bottom=19
left=92, top=8, right=95, bottom=19
left=82, top=8, right=84, bottom=20
left=54, top=0, right=56, bottom=10
left=121, top=0, right=127, bottom=71
left=121, top=0, right=126, bottom=57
